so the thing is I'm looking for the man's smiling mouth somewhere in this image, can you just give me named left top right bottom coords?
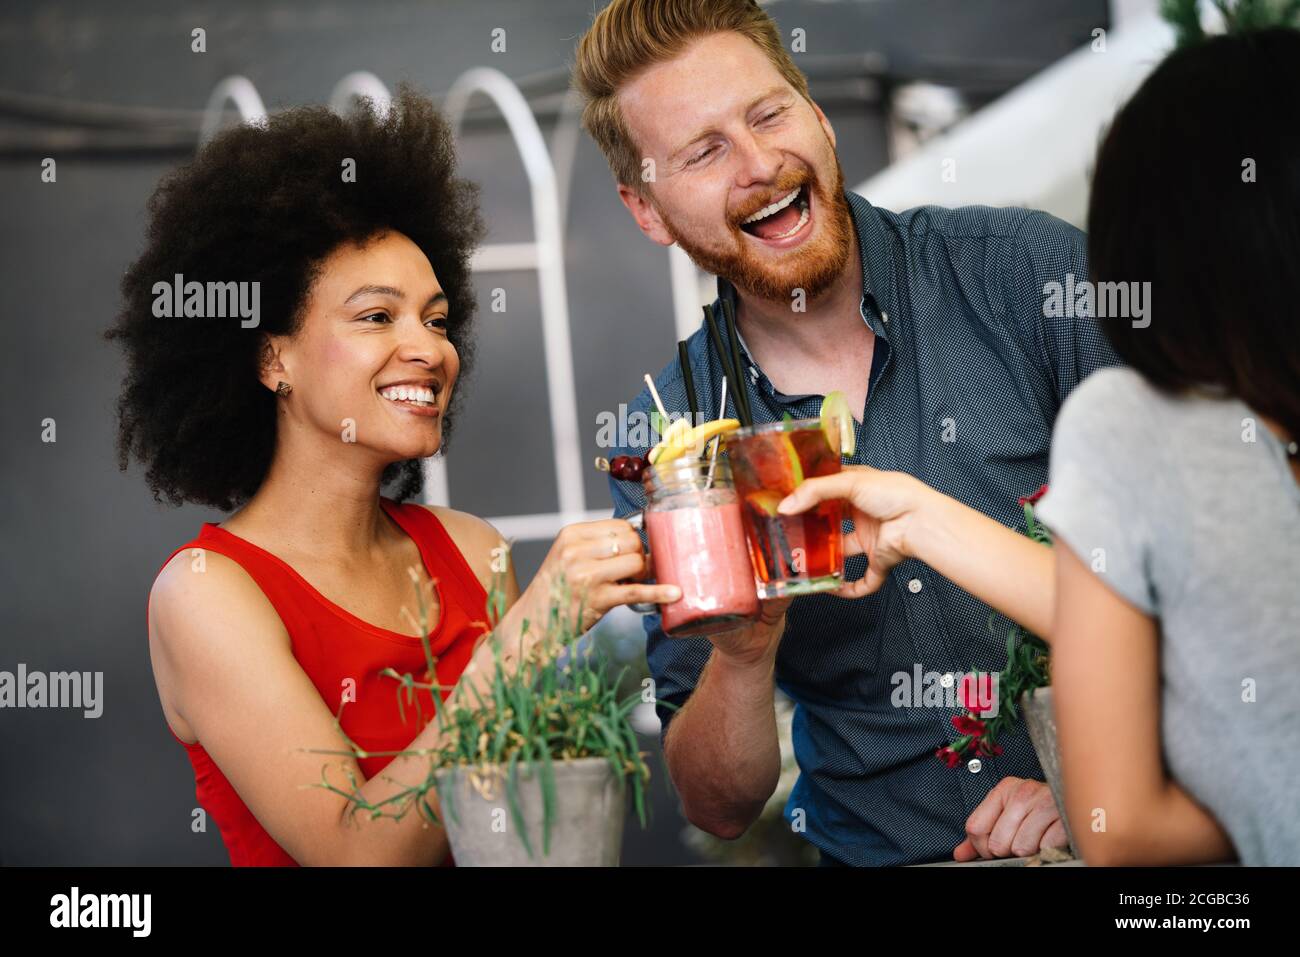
left=739, top=185, right=810, bottom=241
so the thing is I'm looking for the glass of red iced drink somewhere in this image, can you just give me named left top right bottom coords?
left=724, top=418, right=845, bottom=599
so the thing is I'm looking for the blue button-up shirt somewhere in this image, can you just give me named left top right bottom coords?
left=607, top=190, right=1118, bottom=866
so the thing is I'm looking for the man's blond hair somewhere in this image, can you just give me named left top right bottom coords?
left=571, top=0, right=812, bottom=195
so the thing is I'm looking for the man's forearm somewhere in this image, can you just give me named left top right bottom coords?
left=663, top=647, right=782, bottom=840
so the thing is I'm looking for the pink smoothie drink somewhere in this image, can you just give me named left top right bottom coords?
left=645, top=498, right=759, bottom=636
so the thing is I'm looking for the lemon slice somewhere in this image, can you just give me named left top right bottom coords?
left=779, top=432, right=805, bottom=485
left=648, top=418, right=691, bottom=464
left=744, top=489, right=786, bottom=517
left=820, top=390, right=855, bottom=456
left=687, top=417, right=742, bottom=452
left=650, top=417, right=742, bottom=465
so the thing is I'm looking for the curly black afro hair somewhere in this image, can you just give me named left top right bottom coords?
left=107, top=86, right=485, bottom=512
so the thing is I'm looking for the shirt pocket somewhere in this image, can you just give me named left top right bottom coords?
left=777, top=570, right=886, bottom=694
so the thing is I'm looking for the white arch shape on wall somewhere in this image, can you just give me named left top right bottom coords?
left=440, top=66, right=588, bottom=535
left=328, top=71, right=393, bottom=115
left=198, top=76, right=267, bottom=147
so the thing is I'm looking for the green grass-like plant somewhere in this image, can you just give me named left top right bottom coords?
left=1161, top=0, right=1300, bottom=47
left=305, top=543, right=662, bottom=860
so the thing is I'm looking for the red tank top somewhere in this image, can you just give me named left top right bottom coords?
left=148, top=497, right=489, bottom=866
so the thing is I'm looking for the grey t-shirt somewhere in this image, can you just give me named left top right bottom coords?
left=1036, top=366, right=1300, bottom=866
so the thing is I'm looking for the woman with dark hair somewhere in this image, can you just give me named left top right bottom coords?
left=108, top=89, right=680, bottom=866
left=778, top=27, right=1300, bottom=865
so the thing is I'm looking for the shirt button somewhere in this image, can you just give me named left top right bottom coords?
left=940, top=672, right=954, bottom=688
left=881, top=311, right=889, bottom=323
left=908, top=578, right=923, bottom=593
left=968, top=758, right=982, bottom=773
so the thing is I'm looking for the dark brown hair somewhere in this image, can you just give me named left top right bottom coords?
left=107, top=87, right=485, bottom=511
left=1088, top=27, right=1300, bottom=441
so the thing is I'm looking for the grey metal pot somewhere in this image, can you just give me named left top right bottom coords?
left=1020, top=685, right=1079, bottom=857
left=434, top=756, right=626, bottom=866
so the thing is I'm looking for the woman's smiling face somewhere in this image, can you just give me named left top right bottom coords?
left=263, top=229, right=460, bottom=465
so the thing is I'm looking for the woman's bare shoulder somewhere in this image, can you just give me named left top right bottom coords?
left=152, top=545, right=267, bottom=606
left=148, top=547, right=292, bottom=742
left=149, top=547, right=289, bottom=657
left=410, top=504, right=507, bottom=589
left=416, top=504, right=502, bottom=541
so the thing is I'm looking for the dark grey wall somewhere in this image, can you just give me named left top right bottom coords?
left=0, top=0, right=1105, bottom=865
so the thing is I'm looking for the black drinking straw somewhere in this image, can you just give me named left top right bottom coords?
left=677, top=340, right=700, bottom=426
left=721, top=297, right=753, bottom=426
left=770, top=517, right=796, bottom=577
left=703, top=304, right=749, bottom=427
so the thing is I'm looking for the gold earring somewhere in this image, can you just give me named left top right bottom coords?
left=275, top=381, right=292, bottom=397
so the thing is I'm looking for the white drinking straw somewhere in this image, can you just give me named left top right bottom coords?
left=706, top=377, right=728, bottom=489
left=643, top=373, right=669, bottom=419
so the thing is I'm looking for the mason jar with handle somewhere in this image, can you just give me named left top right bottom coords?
left=624, top=456, right=760, bottom=637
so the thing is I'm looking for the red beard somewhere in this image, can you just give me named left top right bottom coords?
left=658, top=157, right=854, bottom=305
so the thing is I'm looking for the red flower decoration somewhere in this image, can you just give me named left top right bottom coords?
left=951, top=715, right=986, bottom=736
left=1018, top=484, right=1049, bottom=506
left=959, top=672, right=996, bottom=716
left=940, top=489, right=1053, bottom=770
left=935, top=746, right=962, bottom=768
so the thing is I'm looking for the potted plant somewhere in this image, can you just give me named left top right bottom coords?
left=312, top=549, right=659, bottom=866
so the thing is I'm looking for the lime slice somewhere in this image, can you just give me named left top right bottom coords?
left=820, top=390, right=855, bottom=456
left=779, top=433, right=805, bottom=486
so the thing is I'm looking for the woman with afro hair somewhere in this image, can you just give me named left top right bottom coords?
left=108, top=88, right=680, bottom=866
